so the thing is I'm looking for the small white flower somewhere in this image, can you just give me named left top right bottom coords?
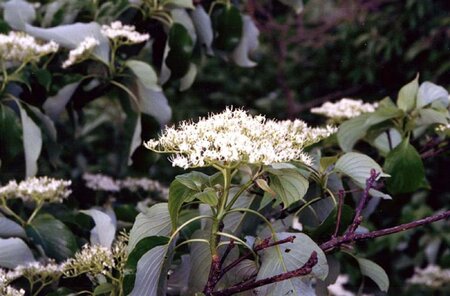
left=407, top=264, right=450, bottom=289
left=101, top=21, right=149, bottom=44
left=83, top=173, right=120, bottom=192
left=0, top=32, right=58, bottom=63
left=0, top=177, right=71, bottom=203
left=62, top=36, right=99, bottom=68
left=144, top=107, right=336, bottom=169
left=311, top=98, right=378, bottom=120
left=62, top=244, right=114, bottom=277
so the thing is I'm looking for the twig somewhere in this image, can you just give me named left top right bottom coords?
left=220, top=239, right=235, bottom=268
left=333, top=190, right=346, bottom=238
left=347, top=169, right=379, bottom=234
left=210, top=251, right=318, bottom=296
left=221, top=235, right=296, bottom=278
left=320, top=210, right=450, bottom=252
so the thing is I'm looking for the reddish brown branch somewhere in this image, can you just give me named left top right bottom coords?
left=221, top=235, right=296, bottom=278
left=320, top=210, right=450, bottom=252
left=210, top=251, right=318, bottom=296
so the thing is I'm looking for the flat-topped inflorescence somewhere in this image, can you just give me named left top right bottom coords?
left=0, top=177, right=71, bottom=204
left=311, top=98, right=378, bottom=121
left=0, top=31, right=58, bottom=63
left=145, top=107, right=336, bottom=169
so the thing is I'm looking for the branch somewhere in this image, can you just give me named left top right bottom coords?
left=347, top=169, right=379, bottom=234
left=221, top=235, right=296, bottom=278
left=210, top=251, right=318, bottom=296
left=320, top=210, right=450, bottom=252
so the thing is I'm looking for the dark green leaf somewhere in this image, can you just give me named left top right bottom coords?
left=268, top=168, right=309, bottom=208
left=126, top=60, right=161, bottom=91
left=124, top=236, right=170, bottom=295
left=93, top=283, right=114, bottom=295
left=383, top=138, right=427, bottom=194
left=26, top=214, right=77, bottom=261
left=356, top=257, right=389, bottom=292
left=192, top=187, right=218, bottom=206
left=168, top=180, right=198, bottom=229
left=128, top=203, right=171, bottom=252
left=397, top=74, right=418, bottom=112
left=0, top=237, right=35, bottom=268
left=166, top=23, right=193, bottom=79
left=212, top=4, right=243, bottom=51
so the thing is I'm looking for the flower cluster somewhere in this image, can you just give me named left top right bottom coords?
left=311, top=98, right=378, bottom=121
left=62, top=36, right=100, bottom=68
left=144, top=107, right=336, bottom=169
left=407, top=265, right=450, bottom=289
left=0, top=177, right=72, bottom=204
left=101, top=21, right=150, bottom=44
left=62, top=244, right=114, bottom=278
left=0, top=31, right=58, bottom=63
left=82, top=173, right=169, bottom=197
left=0, top=269, right=25, bottom=296
left=11, top=261, right=63, bottom=282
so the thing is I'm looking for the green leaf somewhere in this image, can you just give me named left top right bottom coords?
left=93, top=283, right=114, bottom=295
left=25, top=22, right=110, bottom=63
left=337, top=113, right=371, bottom=152
left=128, top=203, right=172, bottom=252
left=179, top=63, right=197, bottom=91
left=0, top=215, right=26, bottom=238
left=128, top=238, right=172, bottom=296
left=3, top=0, right=36, bottom=31
left=191, top=5, right=213, bottom=53
left=231, top=16, right=259, bottom=67
left=416, top=108, right=448, bottom=126
left=212, top=4, right=243, bottom=52
left=364, top=103, right=404, bottom=126
left=43, top=82, right=80, bottom=121
left=162, top=0, right=194, bottom=9
left=0, top=237, right=35, bottom=268
left=26, top=214, right=77, bottom=261
left=126, top=60, right=161, bottom=92
left=136, top=81, right=172, bottom=124
left=356, top=257, right=389, bottom=292
left=310, top=205, right=354, bottom=240
left=278, top=0, right=304, bottom=14
left=166, top=23, right=194, bottom=79
left=128, top=113, right=141, bottom=165
left=268, top=168, right=309, bottom=208
left=14, top=99, right=42, bottom=177
left=0, top=104, right=22, bottom=162
left=397, top=74, right=419, bottom=112
left=192, top=187, right=218, bottom=206
left=168, top=180, right=198, bottom=230
left=334, top=152, right=389, bottom=188
left=255, top=232, right=328, bottom=295
left=124, top=236, right=170, bottom=295
left=80, top=209, right=116, bottom=248
left=416, top=81, right=449, bottom=108
left=175, top=171, right=210, bottom=191
left=383, top=138, right=426, bottom=194
left=372, top=128, right=402, bottom=155
left=187, top=230, right=211, bottom=293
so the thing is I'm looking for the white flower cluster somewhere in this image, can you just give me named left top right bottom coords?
left=62, top=244, right=114, bottom=277
left=328, top=275, right=373, bottom=296
left=101, top=21, right=149, bottom=44
left=0, top=32, right=58, bottom=63
left=0, top=177, right=72, bottom=204
left=82, top=173, right=168, bottom=197
left=11, top=261, right=63, bottom=280
left=436, top=123, right=450, bottom=133
left=62, top=36, right=100, bottom=68
left=0, top=269, right=25, bottom=296
left=407, top=265, right=450, bottom=289
left=145, top=107, right=336, bottom=169
left=311, top=98, right=378, bottom=120
left=83, top=173, right=120, bottom=192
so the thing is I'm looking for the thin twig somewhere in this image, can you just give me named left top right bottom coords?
left=320, top=210, right=450, bottom=252
left=333, top=190, right=346, bottom=238
left=210, top=251, right=318, bottom=296
left=347, top=169, right=379, bottom=234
